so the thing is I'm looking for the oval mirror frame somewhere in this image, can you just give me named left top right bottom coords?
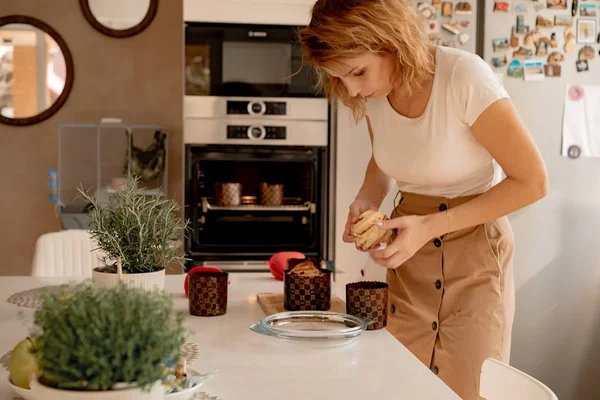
left=79, top=0, right=159, bottom=39
left=0, top=15, right=75, bottom=127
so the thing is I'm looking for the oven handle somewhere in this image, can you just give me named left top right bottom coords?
left=201, top=198, right=316, bottom=214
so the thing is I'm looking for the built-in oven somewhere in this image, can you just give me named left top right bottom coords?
left=185, top=142, right=327, bottom=261
left=184, top=22, right=318, bottom=98
left=184, top=96, right=331, bottom=271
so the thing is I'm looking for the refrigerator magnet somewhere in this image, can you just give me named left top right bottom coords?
left=512, top=46, right=533, bottom=59
left=459, top=21, right=470, bottom=28
left=417, top=3, right=437, bottom=19
left=548, top=0, right=567, bottom=10
left=568, top=85, right=584, bottom=101
left=567, top=145, right=581, bottom=159
left=516, top=15, right=529, bottom=34
left=442, top=40, right=457, bottom=48
left=429, top=34, right=441, bottom=45
left=524, top=60, right=545, bottom=81
left=524, top=31, right=539, bottom=47
left=511, top=27, right=519, bottom=47
left=491, top=54, right=508, bottom=68
left=458, top=33, right=470, bottom=45
left=535, top=38, right=550, bottom=56
left=579, top=3, right=597, bottom=18
left=427, top=20, right=440, bottom=34
left=571, top=0, right=578, bottom=16
left=564, top=26, right=576, bottom=52
left=534, top=2, right=547, bottom=12
left=442, top=23, right=460, bottom=35
left=494, top=2, right=510, bottom=12
left=576, top=19, right=597, bottom=44
left=492, top=38, right=510, bottom=52
left=547, top=51, right=565, bottom=65
left=536, top=15, right=554, bottom=28
left=442, top=2, right=453, bottom=17
left=578, top=46, right=595, bottom=61
left=575, top=60, right=589, bottom=72
left=507, top=59, right=524, bottom=78
left=455, top=2, right=473, bottom=15
left=554, top=15, right=572, bottom=27
left=544, top=64, right=561, bottom=77
left=433, top=0, right=442, bottom=9
left=550, top=33, right=558, bottom=48
left=514, top=3, right=528, bottom=13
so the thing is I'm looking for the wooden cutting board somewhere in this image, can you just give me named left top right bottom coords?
left=256, top=292, right=346, bottom=316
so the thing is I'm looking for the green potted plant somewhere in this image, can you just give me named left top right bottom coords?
left=77, top=175, right=189, bottom=290
left=28, top=282, right=186, bottom=400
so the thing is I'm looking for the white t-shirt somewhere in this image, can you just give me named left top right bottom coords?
left=367, top=46, right=509, bottom=198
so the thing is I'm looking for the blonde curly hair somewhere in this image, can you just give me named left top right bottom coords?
left=298, top=0, right=434, bottom=122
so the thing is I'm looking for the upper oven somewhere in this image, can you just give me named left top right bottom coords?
left=184, top=22, right=320, bottom=98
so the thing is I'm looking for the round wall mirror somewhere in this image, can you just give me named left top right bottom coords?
left=80, top=0, right=158, bottom=38
left=0, top=15, right=74, bottom=127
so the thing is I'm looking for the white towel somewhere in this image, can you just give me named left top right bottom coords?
left=562, top=84, right=600, bottom=158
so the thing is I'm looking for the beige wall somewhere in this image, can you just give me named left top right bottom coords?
left=0, top=0, right=183, bottom=275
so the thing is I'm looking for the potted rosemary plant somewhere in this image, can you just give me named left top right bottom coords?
left=28, top=283, right=186, bottom=400
left=77, top=176, right=188, bottom=290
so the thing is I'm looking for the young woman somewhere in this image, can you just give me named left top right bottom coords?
left=299, top=0, right=548, bottom=398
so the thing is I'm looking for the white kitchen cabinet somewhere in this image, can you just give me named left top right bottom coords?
left=184, top=0, right=317, bottom=25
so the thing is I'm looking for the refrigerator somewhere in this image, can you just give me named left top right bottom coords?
left=481, top=2, right=600, bottom=400
left=335, top=1, right=600, bottom=399
left=412, top=0, right=481, bottom=55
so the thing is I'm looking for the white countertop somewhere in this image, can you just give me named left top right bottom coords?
left=0, top=274, right=460, bottom=400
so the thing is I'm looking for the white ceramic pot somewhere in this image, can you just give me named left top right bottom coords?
left=92, top=268, right=165, bottom=291
left=30, top=378, right=163, bottom=400
left=8, top=377, right=36, bottom=400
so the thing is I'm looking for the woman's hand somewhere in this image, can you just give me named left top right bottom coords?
left=368, top=214, right=435, bottom=269
left=342, top=199, right=378, bottom=244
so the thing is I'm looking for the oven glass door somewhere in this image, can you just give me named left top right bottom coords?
left=184, top=23, right=319, bottom=98
left=186, top=146, right=323, bottom=259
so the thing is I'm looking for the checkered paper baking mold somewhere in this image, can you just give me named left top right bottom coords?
left=346, top=281, right=388, bottom=330
left=283, top=258, right=331, bottom=311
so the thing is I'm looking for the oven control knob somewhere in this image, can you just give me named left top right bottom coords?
left=247, top=125, right=266, bottom=140
left=247, top=101, right=266, bottom=115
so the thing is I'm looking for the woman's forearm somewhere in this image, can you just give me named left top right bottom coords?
left=355, top=157, right=392, bottom=208
left=425, top=175, right=548, bottom=239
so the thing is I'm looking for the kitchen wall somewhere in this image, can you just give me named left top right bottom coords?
left=0, top=0, right=183, bottom=275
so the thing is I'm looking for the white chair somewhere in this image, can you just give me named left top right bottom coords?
left=32, top=230, right=102, bottom=277
left=480, top=358, right=558, bottom=400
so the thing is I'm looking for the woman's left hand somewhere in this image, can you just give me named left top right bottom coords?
left=368, top=215, right=435, bottom=269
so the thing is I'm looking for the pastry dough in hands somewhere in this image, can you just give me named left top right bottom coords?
left=351, top=210, right=396, bottom=251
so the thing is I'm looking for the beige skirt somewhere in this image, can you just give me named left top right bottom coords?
left=386, top=191, right=515, bottom=400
